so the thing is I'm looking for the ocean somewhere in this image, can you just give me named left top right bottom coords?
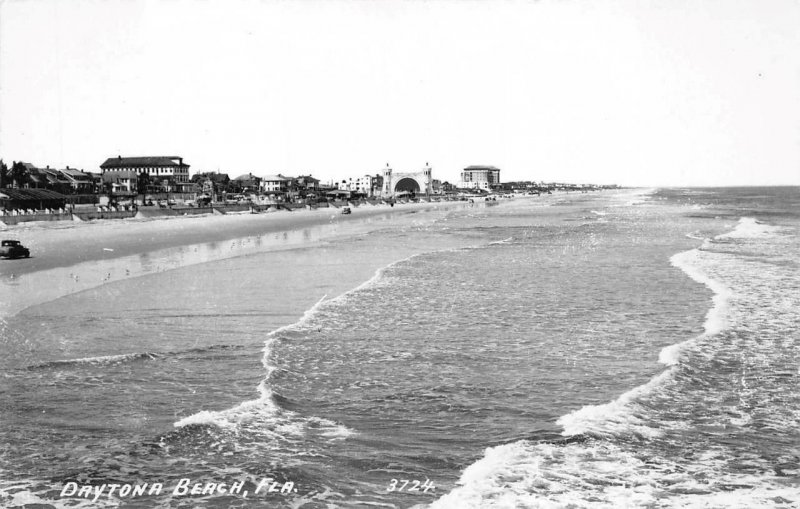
left=1, top=188, right=798, bottom=508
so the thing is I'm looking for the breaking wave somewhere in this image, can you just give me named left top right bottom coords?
left=428, top=216, right=789, bottom=509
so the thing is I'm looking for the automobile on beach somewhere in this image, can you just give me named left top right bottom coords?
left=341, top=207, right=352, bottom=215
left=0, top=239, right=30, bottom=259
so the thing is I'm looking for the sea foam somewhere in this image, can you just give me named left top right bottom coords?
left=429, top=218, right=753, bottom=508
left=717, top=217, right=781, bottom=239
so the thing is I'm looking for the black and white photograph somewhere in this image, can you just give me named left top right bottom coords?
left=1, top=1, right=798, bottom=507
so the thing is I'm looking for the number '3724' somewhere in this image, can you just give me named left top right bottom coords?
left=387, top=479, right=435, bottom=493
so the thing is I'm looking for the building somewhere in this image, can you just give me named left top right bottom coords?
left=458, top=165, right=501, bottom=191
left=381, top=164, right=433, bottom=197
left=192, top=172, right=230, bottom=195
left=337, top=175, right=382, bottom=197
left=293, top=175, right=321, bottom=198
left=0, top=188, right=69, bottom=212
left=60, top=168, right=96, bottom=193
left=232, top=173, right=261, bottom=193
left=100, top=156, right=191, bottom=192
left=260, top=174, right=292, bottom=194
left=15, top=163, right=68, bottom=191
left=102, top=171, right=138, bottom=195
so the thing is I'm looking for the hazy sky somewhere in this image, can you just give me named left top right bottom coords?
left=1, top=0, right=798, bottom=186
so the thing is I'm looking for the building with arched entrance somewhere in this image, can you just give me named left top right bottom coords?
left=381, top=163, right=433, bottom=197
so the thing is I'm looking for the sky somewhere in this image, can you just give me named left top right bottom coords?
left=1, top=0, right=798, bottom=187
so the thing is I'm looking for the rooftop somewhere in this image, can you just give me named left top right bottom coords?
left=102, top=170, right=139, bottom=180
left=0, top=188, right=69, bottom=201
left=464, top=165, right=501, bottom=171
left=100, top=156, right=189, bottom=169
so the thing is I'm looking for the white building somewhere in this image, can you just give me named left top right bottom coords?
left=260, top=174, right=292, bottom=193
left=458, top=165, right=501, bottom=190
left=100, top=156, right=190, bottom=189
left=337, top=175, right=379, bottom=196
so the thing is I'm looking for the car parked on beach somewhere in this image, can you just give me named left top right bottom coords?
left=0, top=240, right=30, bottom=259
left=341, top=207, right=351, bottom=215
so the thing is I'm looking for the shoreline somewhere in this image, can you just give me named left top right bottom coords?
left=0, top=199, right=478, bottom=277
left=1, top=197, right=536, bottom=318
left=0, top=191, right=625, bottom=319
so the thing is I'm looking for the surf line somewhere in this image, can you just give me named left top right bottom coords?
left=172, top=247, right=439, bottom=430
left=170, top=252, right=419, bottom=429
left=171, top=240, right=513, bottom=431
left=172, top=293, right=329, bottom=429
left=556, top=226, right=737, bottom=440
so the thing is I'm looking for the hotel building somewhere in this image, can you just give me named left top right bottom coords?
left=458, top=165, right=501, bottom=191
left=100, top=156, right=190, bottom=191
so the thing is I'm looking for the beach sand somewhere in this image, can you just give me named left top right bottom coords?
left=0, top=199, right=495, bottom=318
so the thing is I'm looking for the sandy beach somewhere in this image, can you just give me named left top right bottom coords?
left=0, top=197, right=515, bottom=318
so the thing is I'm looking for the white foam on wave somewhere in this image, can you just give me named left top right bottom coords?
left=556, top=369, right=674, bottom=440
left=555, top=245, right=735, bottom=439
left=428, top=440, right=673, bottom=509
left=717, top=217, right=781, bottom=239
left=172, top=250, right=436, bottom=437
left=325, top=254, right=423, bottom=306
left=430, top=219, right=758, bottom=508
left=0, top=483, right=111, bottom=509
left=428, top=439, right=798, bottom=509
left=172, top=294, right=357, bottom=440
left=430, top=215, right=800, bottom=508
left=173, top=246, right=456, bottom=437
left=488, top=236, right=513, bottom=245
left=671, top=249, right=734, bottom=337
left=176, top=243, right=509, bottom=436
left=622, top=188, right=656, bottom=206
left=31, top=352, right=159, bottom=369
left=173, top=294, right=334, bottom=431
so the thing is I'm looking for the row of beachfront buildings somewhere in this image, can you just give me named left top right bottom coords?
left=1, top=155, right=508, bottom=200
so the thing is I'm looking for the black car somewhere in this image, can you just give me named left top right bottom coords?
left=0, top=240, right=30, bottom=259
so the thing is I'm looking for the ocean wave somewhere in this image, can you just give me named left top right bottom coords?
left=430, top=219, right=755, bottom=508
left=172, top=242, right=512, bottom=440
left=555, top=247, right=734, bottom=440
left=172, top=292, right=359, bottom=444
left=684, top=230, right=706, bottom=241
left=670, top=249, right=734, bottom=338
left=555, top=369, right=674, bottom=440
left=622, top=188, right=656, bottom=207
left=24, top=344, right=245, bottom=371
left=0, top=482, right=106, bottom=509
left=173, top=294, right=328, bottom=427
left=427, top=439, right=798, bottom=508
left=716, top=217, right=782, bottom=240
left=26, top=352, right=162, bottom=370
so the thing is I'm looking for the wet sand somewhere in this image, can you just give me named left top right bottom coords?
left=0, top=200, right=478, bottom=317
left=1, top=202, right=470, bottom=275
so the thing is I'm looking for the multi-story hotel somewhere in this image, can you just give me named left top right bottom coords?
left=458, top=165, right=501, bottom=190
left=100, top=156, right=191, bottom=190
